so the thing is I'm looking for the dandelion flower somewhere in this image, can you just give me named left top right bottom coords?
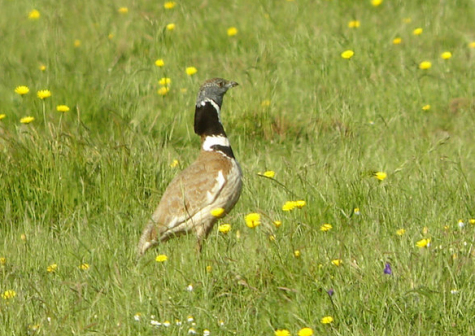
left=158, top=77, right=171, bottom=86
left=79, top=263, right=90, bottom=270
left=320, top=224, right=332, bottom=232
left=20, top=116, right=34, bottom=124
left=170, top=159, right=179, bottom=168
left=211, top=208, right=225, bottom=218
left=57, top=105, right=70, bottom=112
left=245, top=213, right=261, bottom=228
left=282, top=201, right=296, bottom=211
left=47, top=263, right=58, bottom=273
left=392, top=37, right=402, bottom=45
left=39, top=64, right=46, bottom=71
left=0, top=257, right=6, bottom=265
left=74, top=40, right=81, bottom=48
left=354, top=208, right=360, bottom=215
left=158, top=87, right=170, bottom=96
left=469, top=219, right=475, bottom=225
left=341, top=50, right=354, bottom=59
left=396, top=228, right=406, bottom=236
left=348, top=20, right=360, bottom=28
left=118, top=7, right=128, bottom=14
left=422, top=105, right=430, bottom=111
left=261, top=100, right=271, bottom=107
left=155, top=254, right=168, bottom=262
left=260, top=170, right=275, bottom=178
left=441, top=51, right=452, bottom=60
left=321, top=316, right=334, bottom=324
left=371, top=0, right=383, bottom=6
left=275, top=329, right=291, bottom=336
left=273, top=220, right=282, bottom=228
left=166, top=23, right=176, bottom=31
left=331, top=259, right=342, bottom=266
left=227, top=27, right=238, bottom=36
left=15, top=86, right=29, bottom=95
left=164, top=1, right=176, bottom=9
left=469, top=42, right=475, bottom=49
left=206, top=265, right=212, bottom=272
left=298, top=327, right=314, bottom=335
left=416, top=238, right=431, bottom=248
left=375, top=172, right=387, bottom=181
left=294, top=250, right=301, bottom=258
left=218, top=224, right=231, bottom=234
left=2, top=290, right=16, bottom=300
left=28, top=9, right=40, bottom=20
left=37, top=90, right=52, bottom=99
left=155, top=59, right=165, bottom=67
left=186, top=66, right=198, bottom=76
left=0, top=114, right=6, bottom=120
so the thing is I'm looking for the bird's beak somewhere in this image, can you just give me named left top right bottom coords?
left=227, top=81, right=239, bottom=88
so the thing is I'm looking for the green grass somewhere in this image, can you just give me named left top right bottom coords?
left=2, top=0, right=475, bottom=334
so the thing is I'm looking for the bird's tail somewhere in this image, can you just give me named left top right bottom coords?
left=137, top=222, right=158, bottom=256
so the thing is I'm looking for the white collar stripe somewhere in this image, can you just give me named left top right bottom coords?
left=202, top=135, right=230, bottom=151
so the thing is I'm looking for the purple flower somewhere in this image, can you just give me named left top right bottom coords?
left=384, top=262, right=392, bottom=275
left=327, top=288, right=334, bottom=297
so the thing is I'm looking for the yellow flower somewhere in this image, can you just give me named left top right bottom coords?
left=396, top=228, right=406, bottom=236
left=269, top=235, right=276, bottom=241
left=108, top=33, right=114, bottom=40
left=341, top=50, right=354, bottom=59
left=275, top=329, right=291, bottom=336
left=469, top=42, right=475, bottom=48
left=2, top=290, right=16, bottom=300
left=375, top=172, right=387, bottom=181
left=210, top=208, right=225, bottom=218
left=37, top=90, right=52, bottom=99
left=422, top=105, right=431, bottom=111
left=0, top=257, right=6, bottom=265
left=331, top=259, right=342, bottom=266
left=261, top=170, right=275, bottom=178
left=39, top=64, right=46, bottom=71
left=416, top=238, right=431, bottom=248
left=158, top=87, right=170, bottom=96
left=298, top=327, right=314, bottom=336
left=261, top=100, right=271, bottom=107
left=371, top=0, right=383, bottom=6
left=419, top=61, right=432, bottom=70
left=170, top=159, right=179, bottom=168
left=294, top=250, right=301, bottom=258
left=186, top=66, right=198, bottom=76
left=79, top=263, right=90, bottom=270
left=20, top=234, right=27, bottom=241
left=164, top=1, right=176, bottom=9
left=0, top=114, right=6, bottom=120
left=348, top=20, right=360, bottom=28
left=74, top=40, right=81, bottom=48
left=245, top=213, right=261, bottom=228
left=20, top=116, right=34, bottom=124
left=392, top=37, right=402, bottom=45
left=57, top=105, right=70, bottom=112
left=155, top=59, right=165, bottom=67
left=118, top=7, right=129, bottom=14
left=155, top=254, right=168, bottom=262
left=354, top=208, right=360, bottom=215
left=295, top=200, right=306, bottom=208
left=206, top=265, right=212, bottom=273
left=282, top=201, right=296, bottom=211
left=441, top=51, right=452, bottom=60
left=166, top=23, right=176, bottom=31
left=158, top=77, right=171, bottom=86
left=15, top=86, right=29, bottom=95
left=469, top=219, right=475, bottom=225
left=218, top=224, right=231, bottom=234
left=413, top=28, right=423, bottom=35
left=422, top=226, right=429, bottom=234
left=227, top=27, right=238, bottom=36
left=320, top=223, right=332, bottom=232
left=47, top=263, right=58, bottom=273
left=28, top=9, right=40, bottom=20
left=321, top=316, right=334, bottom=324
left=273, top=220, right=282, bottom=228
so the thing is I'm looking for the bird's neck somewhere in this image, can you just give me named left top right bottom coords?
left=194, top=98, right=235, bottom=159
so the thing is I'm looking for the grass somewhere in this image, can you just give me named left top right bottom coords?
left=2, top=0, right=475, bottom=334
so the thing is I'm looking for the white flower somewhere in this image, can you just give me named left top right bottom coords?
left=188, top=328, right=197, bottom=334
left=186, top=284, right=194, bottom=292
left=133, top=313, right=141, bottom=321
left=163, top=321, right=171, bottom=327
left=451, top=289, right=459, bottom=294
left=151, top=320, right=161, bottom=327
left=203, top=329, right=210, bottom=335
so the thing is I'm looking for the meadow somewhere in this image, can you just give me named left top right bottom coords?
left=1, top=0, right=475, bottom=334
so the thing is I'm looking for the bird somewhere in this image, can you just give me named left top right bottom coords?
left=138, top=78, right=242, bottom=256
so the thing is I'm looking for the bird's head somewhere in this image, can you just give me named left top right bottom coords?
left=196, top=78, right=238, bottom=108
